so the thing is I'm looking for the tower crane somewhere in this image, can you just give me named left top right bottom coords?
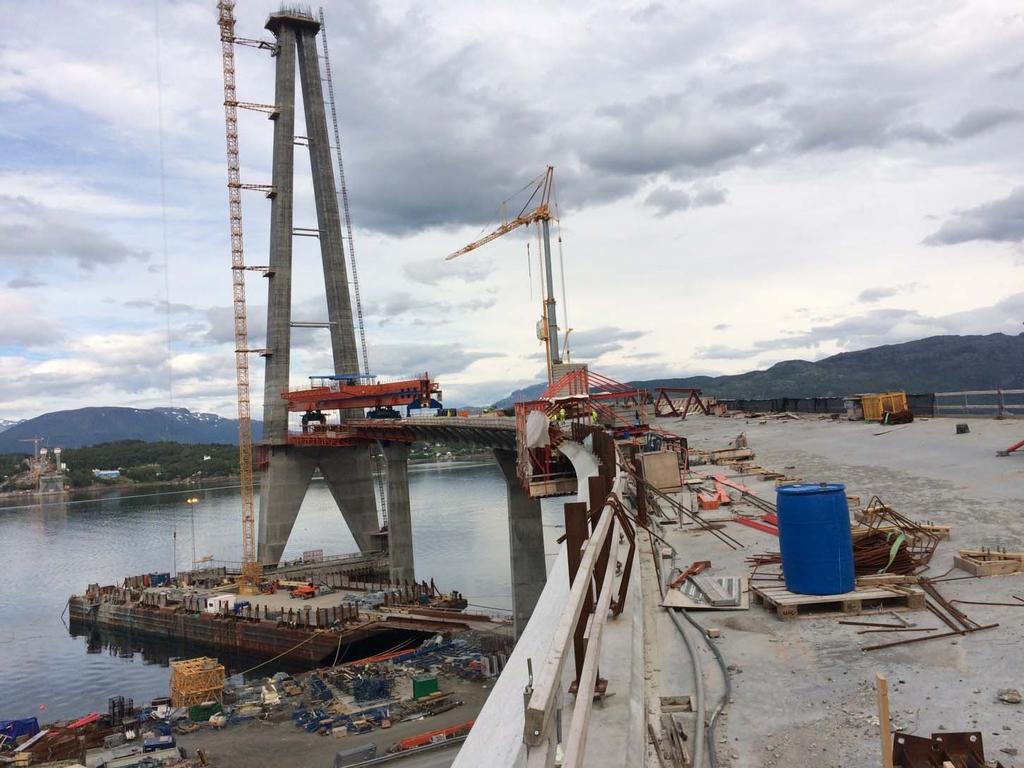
left=217, top=0, right=260, bottom=595
left=446, top=166, right=564, bottom=383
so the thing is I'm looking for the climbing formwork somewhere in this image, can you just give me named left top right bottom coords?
left=514, top=366, right=684, bottom=498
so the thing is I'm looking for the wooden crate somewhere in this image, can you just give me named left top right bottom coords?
left=751, top=583, right=925, bottom=621
left=954, top=550, right=1024, bottom=577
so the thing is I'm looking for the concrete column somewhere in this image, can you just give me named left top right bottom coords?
left=261, top=19, right=297, bottom=444
left=494, top=449, right=547, bottom=637
left=257, top=446, right=317, bottom=564
left=380, top=442, right=414, bottom=585
left=295, top=28, right=360, bottom=377
left=318, top=447, right=382, bottom=554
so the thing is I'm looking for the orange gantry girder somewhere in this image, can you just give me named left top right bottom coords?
left=282, top=373, right=440, bottom=413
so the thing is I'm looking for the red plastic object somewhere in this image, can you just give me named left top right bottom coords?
left=732, top=516, right=779, bottom=536
left=68, top=713, right=100, bottom=729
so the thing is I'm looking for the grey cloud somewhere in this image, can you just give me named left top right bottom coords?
left=363, top=292, right=440, bottom=319
left=644, top=186, right=689, bottom=217
left=787, top=97, right=944, bottom=151
left=696, top=293, right=1024, bottom=360
left=402, top=257, right=495, bottom=286
left=715, top=81, right=787, bottom=107
left=363, top=291, right=496, bottom=324
left=923, top=186, right=1024, bottom=246
left=201, top=305, right=267, bottom=346
left=584, top=93, right=768, bottom=175
left=695, top=344, right=763, bottom=361
left=992, top=62, right=1024, bottom=81
left=568, top=326, right=647, bottom=359
left=712, top=324, right=729, bottom=331
left=0, top=195, right=148, bottom=269
left=887, top=122, right=948, bottom=145
left=949, top=107, right=1024, bottom=139
left=4, top=314, right=60, bottom=347
left=235, top=4, right=996, bottom=239
left=316, top=4, right=554, bottom=235
left=123, top=298, right=196, bottom=314
left=644, top=181, right=727, bottom=216
left=691, top=182, right=727, bottom=207
left=7, top=273, right=44, bottom=288
left=858, top=283, right=916, bottom=303
left=307, top=342, right=501, bottom=378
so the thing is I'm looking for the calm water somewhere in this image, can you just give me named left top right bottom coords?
left=0, top=461, right=565, bottom=722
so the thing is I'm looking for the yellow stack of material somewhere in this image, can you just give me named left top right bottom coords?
left=170, top=657, right=225, bottom=707
left=859, top=392, right=908, bottom=421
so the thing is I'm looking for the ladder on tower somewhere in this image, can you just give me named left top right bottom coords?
left=318, top=7, right=389, bottom=529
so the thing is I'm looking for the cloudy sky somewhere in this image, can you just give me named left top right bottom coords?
left=1, top=0, right=1023, bottom=421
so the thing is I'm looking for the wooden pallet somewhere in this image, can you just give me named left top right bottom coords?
left=853, top=511, right=951, bottom=540
left=954, top=550, right=1024, bottom=576
left=751, top=583, right=925, bottom=621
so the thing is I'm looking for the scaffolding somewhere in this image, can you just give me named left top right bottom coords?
left=170, top=657, right=225, bottom=708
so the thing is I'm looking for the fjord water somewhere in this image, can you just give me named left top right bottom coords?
left=0, top=461, right=562, bottom=722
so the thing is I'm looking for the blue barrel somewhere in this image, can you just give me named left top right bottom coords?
left=776, top=483, right=854, bottom=595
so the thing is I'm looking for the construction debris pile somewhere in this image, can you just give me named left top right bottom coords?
left=0, top=630, right=511, bottom=767
left=0, top=695, right=205, bottom=768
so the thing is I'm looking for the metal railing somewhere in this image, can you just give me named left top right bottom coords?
left=933, top=389, right=1024, bottom=418
left=523, top=495, right=618, bottom=749
left=521, top=434, right=635, bottom=768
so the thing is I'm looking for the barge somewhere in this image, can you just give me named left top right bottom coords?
left=68, top=561, right=486, bottom=666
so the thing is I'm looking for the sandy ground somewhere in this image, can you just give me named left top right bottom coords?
left=177, top=675, right=489, bottom=768
left=646, top=413, right=1024, bottom=768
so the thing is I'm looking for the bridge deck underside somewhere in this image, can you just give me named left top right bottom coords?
left=285, top=416, right=518, bottom=450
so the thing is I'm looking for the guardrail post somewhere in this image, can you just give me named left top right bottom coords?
left=564, top=501, right=593, bottom=691
left=632, top=456, right=648, bottom=527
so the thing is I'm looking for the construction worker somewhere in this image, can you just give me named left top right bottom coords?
left=591, top=409, right=599, bottom=425
left=558, top=407, right=566, bottom=424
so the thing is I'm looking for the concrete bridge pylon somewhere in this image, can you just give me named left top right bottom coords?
left=256, top=10, right=379, bottom=565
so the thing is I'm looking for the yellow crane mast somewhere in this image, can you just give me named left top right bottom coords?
left=217, top=0, right=260, bottom=595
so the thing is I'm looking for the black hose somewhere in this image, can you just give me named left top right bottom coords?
left=651, top=523, right=733, bottom=768
left=652, top=533, right=706, bottom=768
left=677, top=607, right=731, bottom=768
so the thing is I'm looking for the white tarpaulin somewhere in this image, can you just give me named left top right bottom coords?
left=525, top=410, right=551, bottom=447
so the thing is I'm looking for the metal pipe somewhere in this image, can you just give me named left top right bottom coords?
left=861, top=623, right=998, bottom=651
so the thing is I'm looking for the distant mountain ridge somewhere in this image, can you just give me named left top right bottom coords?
left=493, top=333, right=1024, bottom=407
left=0, top=407, right=262, bottom=453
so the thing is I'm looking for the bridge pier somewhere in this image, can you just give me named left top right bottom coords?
left=495, top=449, right=547, bottom=637
left=320, top=447, right=381, bottom=554
left=258, top=446, right=317, bottom=565
left=381, top=442, right=415, bottom=584
left=258, top=446, right=382, bottom=565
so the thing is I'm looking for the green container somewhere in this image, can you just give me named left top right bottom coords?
left=411, top=674, right=438, bottom=700
left=188, top=702, right=223, bottom=722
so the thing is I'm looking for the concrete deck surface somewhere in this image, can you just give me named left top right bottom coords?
left=646, top=413, right=1024, bottom=768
